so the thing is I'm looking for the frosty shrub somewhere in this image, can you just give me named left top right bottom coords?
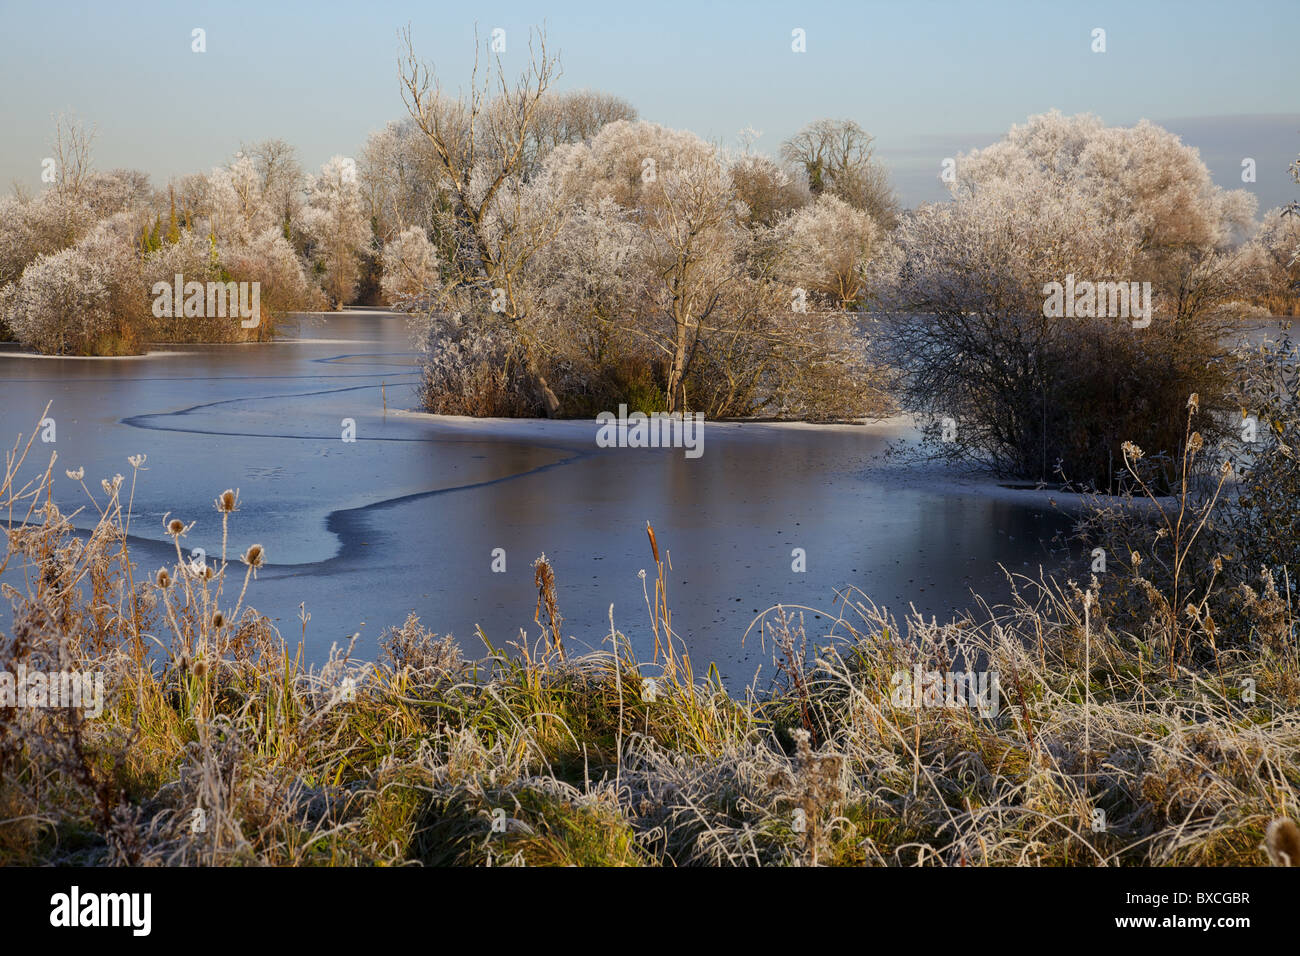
left=884, top=111, right=1255, bottom=489
left=1, top=214, right=145, bottom=354
left=420, top=308, right=549, bottom=417
left=1216, top=330, right=1300, bottom=592
left=140, top=230, right=220, bottom=343
left=218, top=228, right=321, bottom=336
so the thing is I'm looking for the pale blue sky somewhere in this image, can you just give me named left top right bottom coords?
left=1, top=0, right=1296, bottom=210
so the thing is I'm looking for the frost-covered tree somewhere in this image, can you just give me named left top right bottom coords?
left=547, top=122, right=748, bottom=412
left=242, top=139, right=304, bottom=236
left=398, top=26, right=560, bottom=305
left=525, top=89, right=638, bottom=169
left=208, top=154, right=277, bottom=245
left=533, top=120, right=882, bottom=418
left=360, top=121, right=445, bottom=244
left=300, top=156, right=371, bottom=308
left=773, top=193, right=880, bottom=308
left=380, top=226, right=442, bottom=305
left=728, top=153, right=810, bottom=227
left=781, top=119, right=899, bottom=228
left=884, top=111, right=1256, bottom=487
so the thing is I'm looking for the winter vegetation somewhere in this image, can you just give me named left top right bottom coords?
left=0, top=118, right=330, bottom=354
left=1, top=401, right=1297, bottom=866
left=3, top=34, right=1297, bottom=443
left=3, top=26, right=1300, bottom=869
left=881, top=112, right=1278, bottom=490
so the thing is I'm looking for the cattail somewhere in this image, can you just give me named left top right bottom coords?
left=646, top=522, right=660, bottom=564
left=242, top=544, right=265, bottom=568
left=215, top=489, right=239, bottom=513
left=155, top=568, right=171, bottom=589
left=1265, top=818, right=1300, bottom=866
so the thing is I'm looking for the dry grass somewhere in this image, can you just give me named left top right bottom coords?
left=0, top=410, right=1296, bottom=866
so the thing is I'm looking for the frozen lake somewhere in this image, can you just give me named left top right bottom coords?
left=0, top=310, right=1075, bottom=683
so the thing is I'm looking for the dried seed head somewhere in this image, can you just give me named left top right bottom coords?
left=1187, top=431, right=1203, bottom=455
left=216, top=489, right=239, bottom=513
left=211, top=611, right=224, bottom=629
left=155, top=568, right=171, bottom=589
left=1187, top=393, right=1199, bottom=413
left=242, top=544, right=265, bottom=568
left=167, top=519, right=185, bottom=536
left=1121, top=441, right=1144, bottom=461
left=65, top=467, right=84, bottom=481
left=128, top=453, right=147, bottom=469
left=193, top=659, right=210, bottom=679
left=1265, top=818, right=1300, bottom=866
